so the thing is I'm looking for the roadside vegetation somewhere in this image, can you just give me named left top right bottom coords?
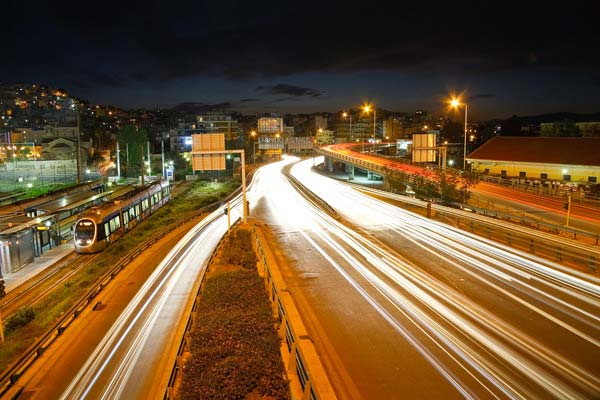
left=179, top=228, right=290, bottom=400
left=0, top=179, right=239, bottom=374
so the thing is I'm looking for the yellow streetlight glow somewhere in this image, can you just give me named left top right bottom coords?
left=342, top=112, right=347, bottom=118
left=250, top=130, right=256, bottom=137
left=447, top=94, right=468, bottom=170
left=363, top=104, right=371, bottom=113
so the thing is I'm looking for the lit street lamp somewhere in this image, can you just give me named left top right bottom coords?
left=362, top=103, right=376, bottom=153
left=250, top=130, right=257, bottom=163
left=342, top=111, right=352, bottom=139
left=449, top=96, right=468, bottom=170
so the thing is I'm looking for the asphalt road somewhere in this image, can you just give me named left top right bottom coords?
left=470, top=182, right=600, bottom=234
left=5, top=207, right=235, bottom=399
left=247, top=156, right=600, bottom=399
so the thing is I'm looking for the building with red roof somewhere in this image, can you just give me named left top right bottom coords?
left=466, top=137, right=600, bottom=183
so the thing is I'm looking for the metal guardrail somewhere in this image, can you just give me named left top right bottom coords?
left=316, top=148, right=443, bottom=186
left=316, top=148, right=385, bottom=176
left=282, top=164, right=340, bottom=220
left=353, top=186, right=600, bottom=272
left=252, top=224, right=337, bottom=400
left=0, top=182, right=244, bottom=398
left=478, top=174, right=600, bottom=204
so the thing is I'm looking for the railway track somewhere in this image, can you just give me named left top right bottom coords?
left=0, top=253, right=98, bottom=318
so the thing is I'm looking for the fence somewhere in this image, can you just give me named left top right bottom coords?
left=0, top=160, right=101, bottom=192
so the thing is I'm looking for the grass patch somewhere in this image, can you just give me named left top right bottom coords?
left=0, top=179, right=239, bottom=374
left=179, top=228, right=289, bottom=400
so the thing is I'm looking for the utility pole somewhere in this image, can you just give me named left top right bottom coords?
left=140, top=144, right=145, bottom=186
left=147, top=141, right=151, bottom=177
left=76, top=104, right=81, bottom=184
left=189, top=149, right=248, bottom=223
left=161, top=140, right=165, bottom=178
left=126, top=143, right=129, bottom=177
left=565, top=194, right=572, bottom=227
left=116, top=141, right=121, bottom=179
left=227, top=201, right=231, bottom=234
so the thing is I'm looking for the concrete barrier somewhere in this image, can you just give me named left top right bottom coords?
left=253, top=223, right=337, bottom=400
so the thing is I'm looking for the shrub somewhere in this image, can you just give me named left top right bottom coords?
left=180, top=267, right=289, bottom=399
left=5, top=307, right=36, bottom=333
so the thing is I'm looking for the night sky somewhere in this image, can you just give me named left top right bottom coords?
left=4, top=1, right=599, bottom=120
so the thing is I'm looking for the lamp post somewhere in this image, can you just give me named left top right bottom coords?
left=342, top=111, right=352, bottom=139
left=449, top=97, right=468, bottom=170
left=250, top=130, right=256, bottom=163
left=362, top=104, right=376, bottom=153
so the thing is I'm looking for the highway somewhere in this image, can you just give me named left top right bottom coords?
left=6, top=203, right=240, bottom=399
left=57, top=207, right=236, bottom=399
left=7, top=157, right=599, bottom=399
left=470, top=182, right=600, bottom=234
left=248, top=156, right=600, bottom=399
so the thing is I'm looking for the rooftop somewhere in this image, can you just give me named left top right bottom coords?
left=467, top=136, right=600, bottom=167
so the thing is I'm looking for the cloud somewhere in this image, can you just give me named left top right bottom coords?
left=256, top=84, right=322, bottom=97
left=239, top=98, right=259, bottom=102
left=468, top=94, right=496, bottom=100
left=5, top=2, right=600, bottom=94
left=71, top=73, right=129, bottom=89
left=171, top=102, right=232, bottom=112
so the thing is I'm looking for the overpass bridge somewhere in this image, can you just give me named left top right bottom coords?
left=315, top=145, right=443, bottom=189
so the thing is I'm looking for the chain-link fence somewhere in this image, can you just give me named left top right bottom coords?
left=0, top=160, right=101, bottom=192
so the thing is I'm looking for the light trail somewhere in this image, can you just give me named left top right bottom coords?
left=261, top=157, right=600, bottom=399
left=60, top=205, right=236, bottom=399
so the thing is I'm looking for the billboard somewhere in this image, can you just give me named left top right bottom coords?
left=412, top=133, right=437, bottom=163
left=191, top=133, right=226, bottom=171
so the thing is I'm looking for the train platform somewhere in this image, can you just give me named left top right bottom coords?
left=3, top=242, right=74, bottom=294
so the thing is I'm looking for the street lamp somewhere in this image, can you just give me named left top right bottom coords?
left=449, top=96, right=468, bottom=170
left=342, top=111, right=352, bottom=139
left=362, top=103, right=376, bottom=152
left=250, top=130, right=257, bottom=163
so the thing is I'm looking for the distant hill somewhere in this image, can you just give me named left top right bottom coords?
left=489, top=112, right=600, bottom=125
left=170, top=102, right=233, bottom=113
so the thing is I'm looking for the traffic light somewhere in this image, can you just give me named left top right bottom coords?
left=0, top=279, right=5, bottom=298
left=223, top=207, right=228, bottom=215
left=563, top=202, right=569, bottom=210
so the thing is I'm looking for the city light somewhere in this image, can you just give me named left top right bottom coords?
left=448, top=95, right=468, bottom=170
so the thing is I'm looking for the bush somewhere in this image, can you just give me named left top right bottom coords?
left=180, top=268, right=289, bottom=399
left=5, top=307, right=36, bottom=333
left=220, top=229, right=257, bottom=269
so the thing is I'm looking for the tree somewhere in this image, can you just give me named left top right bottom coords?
left=441, top=121, right=463, bottom=142
left=500, top=115, right=524, bottom=136
left=118, top=125, right=149, bottom=177
left=165, top=151, right=191, bottom=179
left=540, top=120, right=581, bottom=137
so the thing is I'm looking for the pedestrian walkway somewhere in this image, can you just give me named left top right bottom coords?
left=3, top=243, right=75, bottom=294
